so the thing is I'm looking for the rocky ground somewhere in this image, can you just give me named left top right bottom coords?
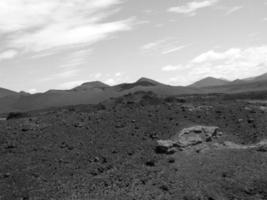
left=0, top=92, right=267, bottom=200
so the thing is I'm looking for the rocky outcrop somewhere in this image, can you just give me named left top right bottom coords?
left=157, top=126, right=267, bottom=154
left=156, top=140, right=179, bottom=154
left=156, top=126, right=222, bottom=154
left=222, top=140, right=267, bottom=152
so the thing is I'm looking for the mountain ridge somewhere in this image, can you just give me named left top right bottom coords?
left=190, top=72, right=267, bottom=88
left=1, top=72, right=267, bottom=113
left=0, top=87, right=18, bottom=98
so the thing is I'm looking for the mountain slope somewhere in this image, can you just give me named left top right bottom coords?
left=201, top=79, right=267, bottom=94
left=73, top=81, right=110, bottom=91
left=232, top=72, right=267, bottom=85
left=0, top=87, right=18, bottom=98
left=0, top=78, right=201, bottom=113
left=251, top=72, right=267, bottom=82
left=190, top=77, right=230, bottom=88
left=2, top=73, right=267, bottom=114
left=114, top=77, right=163, bottom=91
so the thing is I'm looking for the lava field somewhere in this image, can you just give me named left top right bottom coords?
left=0, top=92, right=267, bottom=200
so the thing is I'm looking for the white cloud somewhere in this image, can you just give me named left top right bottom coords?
left=0, top=0, right=132, bottom=53
left=59, top=49, right=92, bottom=68
left=162, top=65, right=181, bottom=72
left=40, top=69, right=80, bottom=82
left=0, top=49, right=18, bottom=61
left=141, top=39, right=188, bottom=55
left=168, top=0, right=218, bottom=16
left=225, top=6, right=243, bottom=15
left=27, top=88, right=37, bottom=94
left=161, top=45, right=187, bottom=55
left=192, top=48, right=241, bottom=63
left=141, top=40, right=166, bottom=51
left=115, top=72, right=122, bottom=77
left=94, top=73, right=103, bottom=79
left=104, top=78, right=116, bottom=85
left=57, top=70, right=80, bottom=78
left=10, top=20, right=132, bottom=52
left=167, top=46, right=267, bottom=85
left=58, top=80, right=87, bottom=89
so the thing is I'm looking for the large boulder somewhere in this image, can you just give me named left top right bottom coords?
left=156, top=126, right=222, bottom=154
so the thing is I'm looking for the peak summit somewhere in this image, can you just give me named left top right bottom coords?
left=190, top=77, right=230, bottom=88
left=136, top=77, right=161, bottom=85
left=80, top=81, right=109, bottom=88
left=73, top=81, right=110, bottom=91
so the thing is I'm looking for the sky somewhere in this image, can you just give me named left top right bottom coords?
left=0, top=0, right=267, bottom=93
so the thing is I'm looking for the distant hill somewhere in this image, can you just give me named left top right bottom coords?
left=1, top=73, right=267, bottom=113
left=190, top=77, right=230, bottom=88
left=73, top=81, right=110, bottom=91
left=0, top=88, right=18, bottom=98
left=0, top=77, right=200, bottom=113
left=248, top=72, right=267, bottom=82
left=190, top=72, right=267, bottom=89
left=201, top=79, right=267, bottom=94
left=231, top=73, right=267, bottom=85
left=114, top=77, right=163, bottom=91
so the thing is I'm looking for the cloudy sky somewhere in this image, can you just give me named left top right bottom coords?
left=0, top=0, right=267, bottom=92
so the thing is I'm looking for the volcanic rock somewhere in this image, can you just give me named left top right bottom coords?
left=156, top=140, right=178, bottom=154
left=156, top=126, right=221, bottom=153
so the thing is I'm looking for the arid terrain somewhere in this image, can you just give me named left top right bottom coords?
left=1, top=91, right=267, bottom=200
left=1, top=0, right=267, bottom=199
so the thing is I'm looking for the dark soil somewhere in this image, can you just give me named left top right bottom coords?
left=0, top=92, right=267, bottom=200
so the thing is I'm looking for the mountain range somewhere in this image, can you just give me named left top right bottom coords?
left=1, top=73, right=267, bottom=114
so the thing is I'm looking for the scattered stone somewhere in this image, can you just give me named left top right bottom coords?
left=73, top=122, right=84, bottom=128
left=256, top=146, right=267, bottom=152
left=1, top=173, right=11, bottom=179
left=168, top=158, right=175, bottom=163
left=5, top=144, right=17, bottom=150
left=247, top=118, right=254, bottom=124
left=6, top=112, right=30, bottom=120
left=255, top=140, right=267, bottom=152
left=159, top=185, right=169, bottom=192
left=145, top=160, right=155, bottom=167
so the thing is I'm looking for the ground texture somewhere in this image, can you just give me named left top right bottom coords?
left=0, top=92, right=267, bottom=200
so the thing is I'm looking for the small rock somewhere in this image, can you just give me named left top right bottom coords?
left=73, top=122, right=84, bottom=128
left=168, top=158, right=175, bottom=163
left=5, top=144, right=17, bottom=150
left=256, top=146, right=267, bottom=152
left=255, top=140, right=267, bottom=152
left=2, top=173, right=11, bottom=178
left=159, top=185, right=169, bottom=192
left=238, top=119, right=244, bottom=123
left=145, top=160, right=155, bottom=167
left=156, top=140, right=178, bottom=154
left=247, top=118, right=254, bottom=123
